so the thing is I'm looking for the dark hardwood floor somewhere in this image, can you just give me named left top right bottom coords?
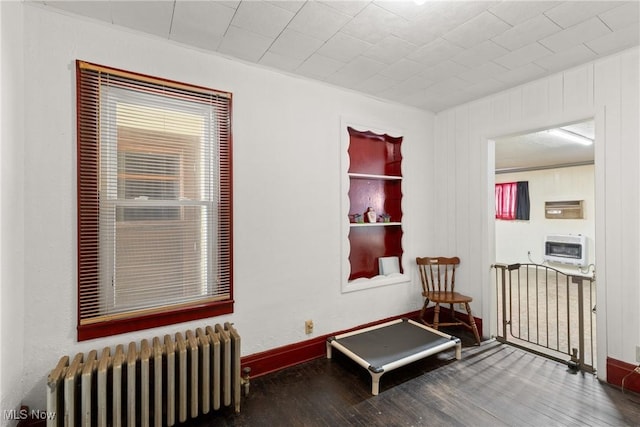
left=187, top=331, right=640, bottom=427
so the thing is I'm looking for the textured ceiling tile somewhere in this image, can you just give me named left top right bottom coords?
left=37, top=0, right=640, bottom=114
left=586, top=25, right=640, bottom=55
left=355, top=73, right=399, bottom=94
left=396, top=8, right=462, bottom=42
left=267, top=0, right=305, bottom=13
left=534, top=44, right=597, bottom=72
left=494, top=43, right=552, bottom=70
left=362, top=35, right=417, bottom=64
left=379, top=74, right=435, bottom=102
left=539, top=17, right=612, bottom=53
left=433, top=90, right=474, bottom=109
left=320, top=0, right=370, bottom=17
left=378, top=58, right=423, bottom=80
left=287, top=1, right=351, bottom=40
left=231, top=1, right=294, bottom=38
left=325, top=56, right=387, bottom=87
left=407, top=37, right=464, bottom=66
left=44, top=0, right=112, bottom=22
left=423, top=76, right=468, bottom=95
left=373, top=0, right=432, bottom=20
left=458, top=62, right=509, bottom=84
left=492, top=14, right=561, bottom=51
left=379, top=84, right=420, bottom=102
left=269, top=29, right=324, bottom=61
left=419, top=60, right=468, bottom=82
left=218, top=1, right=241, bottom=10
left=465, top=78, right=509, bottom=98
left=417, top=97, right=450, bottom=113
left=401, top=91, right=437, bottom=109
left=598, top=2, right=640, bottom=31
left=295, top=53, right=346, bottom=79
left=259, top=52, right=304, bottom=72
left=493, top=63, right=548, bottom=85
left=451, top=40, right=509, bottom=68
left=316, top=32, right=372, bottom=62
left=111, top=1, right=174, bottom=38
left=170, top=1, right=235, bottom=50
left=428, top=1, right=498, bottom=31
left=443, top=11, right=512, bottom=49
left=390, top=74, right=435, bottom=93
left=489, top=1, right=558, bottom=26
left=390, top=19, right=440, bottom=46
left=217, top=25, right=274, bottom=62
left=544, top=1, right=623, bottom=29
left=340, top=2, right=406, bottom=44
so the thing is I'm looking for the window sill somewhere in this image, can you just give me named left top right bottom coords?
left=78, top=299, right=234, bottom=341
left=342, top=273, right=410, bottom=293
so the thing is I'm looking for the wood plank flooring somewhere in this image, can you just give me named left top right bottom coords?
left=187, top=332, right=640, bottom=427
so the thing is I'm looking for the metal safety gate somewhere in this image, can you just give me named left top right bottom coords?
left=492, top=263, right=596, bottom=373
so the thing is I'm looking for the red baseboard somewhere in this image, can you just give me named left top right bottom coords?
left=607, top=357, right=640, bottom=394
left=241, top=310, right=483, bottom=378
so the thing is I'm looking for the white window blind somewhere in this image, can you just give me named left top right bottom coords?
left=77, top=61, right=233, bottom=337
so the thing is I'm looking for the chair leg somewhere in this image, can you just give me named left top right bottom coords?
left=419, top=298, right=430, bottom=325
left=464, top=303, right=481, bottom=345
left=433, top=304, right=440, bottom=330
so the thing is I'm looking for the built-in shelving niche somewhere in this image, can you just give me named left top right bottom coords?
left=341, top=121, right=409, bottom=293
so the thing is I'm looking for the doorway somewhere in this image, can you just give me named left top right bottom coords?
left=492, top=120, right=596, bottom=372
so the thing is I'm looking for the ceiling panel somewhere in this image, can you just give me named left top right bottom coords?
left=492, top=14, right=561, bottom=51
left=534, top=44, right=597, bottom=72
left=495, top=121, right=595, bottom=172
left=287, top=1, right=351, bottom=40
left=110, top=1, right=173, bottom=38
left=34, top=0, right=639, bottom=116
left=170, top=1, right=235, bottom=50
left=543, top=1, right=623, bottom=29
left=488, top=1, right=558, bottom=25
left=443, top=11, right=512, bottom=48
left=539, top=17, right=612, bottom=53
left=495, top=43, right=552, bottom=70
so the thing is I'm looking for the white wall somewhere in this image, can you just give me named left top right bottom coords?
left=12, top=5, right=434, bottom=410
left=0, top=1, right=25, bottom=423
left=496, top=165, right=595, bottom=270
left=5, top=2, right=639, bottom=416
left=434, top=47, right=640, bottom=379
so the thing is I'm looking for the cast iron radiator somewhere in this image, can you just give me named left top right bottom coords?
left=46, top=323, right=244, bottom=427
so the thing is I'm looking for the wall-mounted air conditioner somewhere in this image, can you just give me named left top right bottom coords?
left=543, top=234, right=587, bottom=267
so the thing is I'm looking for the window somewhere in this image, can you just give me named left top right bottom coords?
left=76, top=61, right=233, bottom=340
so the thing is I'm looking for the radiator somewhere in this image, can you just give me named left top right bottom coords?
left=46, top=323, right=245, bottom=427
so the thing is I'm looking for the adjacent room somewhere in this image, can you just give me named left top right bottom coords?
left=1, top=1, right=639, bottom=426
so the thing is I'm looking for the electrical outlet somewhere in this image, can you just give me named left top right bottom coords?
left=305, top=320, right=314, bottom=334
left=458, top=303, right=466, bottom=311
left=636, top=345, right=640, bottom=363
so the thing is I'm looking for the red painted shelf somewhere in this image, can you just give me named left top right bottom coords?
left=346, top=127, right=403, bottom=281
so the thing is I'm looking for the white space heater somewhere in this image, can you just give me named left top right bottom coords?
left=543, top=234, right=587, bottom=267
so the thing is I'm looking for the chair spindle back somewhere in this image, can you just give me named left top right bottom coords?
left=416, top=256, right=460, bottom=294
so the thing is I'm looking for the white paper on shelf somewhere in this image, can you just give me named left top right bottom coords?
left=378, top=256, right=400, bottom=275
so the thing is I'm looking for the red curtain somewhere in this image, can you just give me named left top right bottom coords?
left=495, top=182, right=517, bottom=220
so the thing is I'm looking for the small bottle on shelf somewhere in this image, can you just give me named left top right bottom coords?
left=365, top=207, right=377, bottom=223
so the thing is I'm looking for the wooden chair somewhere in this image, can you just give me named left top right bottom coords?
left=416, top=256, right=481, bottom=345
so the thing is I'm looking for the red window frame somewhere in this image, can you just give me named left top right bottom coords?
left=76, top=61, right=234, bottom=341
